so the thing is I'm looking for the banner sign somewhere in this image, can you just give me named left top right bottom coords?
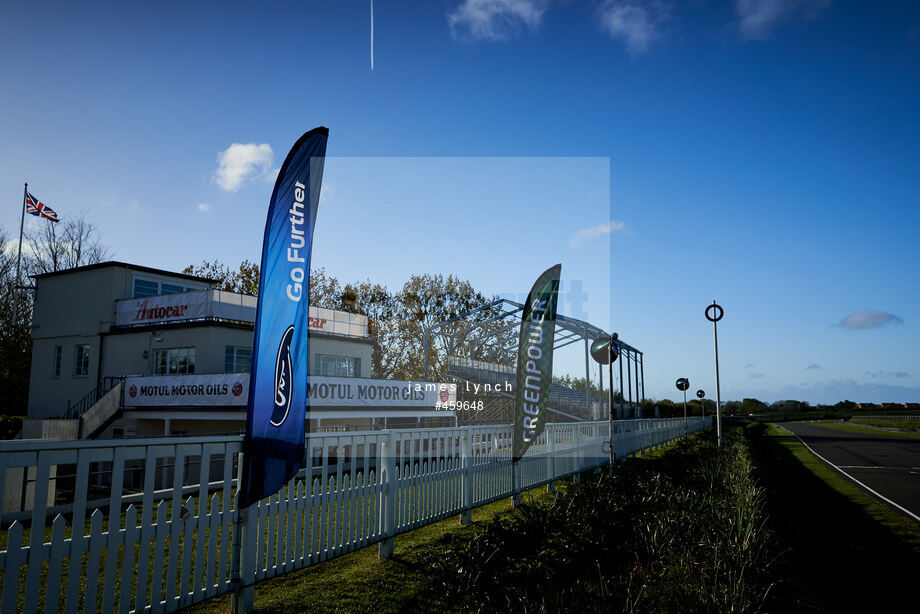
left=124, top=373, right=249, bottom=407
left=306, top=377, right=457, bottom=407
left=241, top=127, right=328, bottom=508
left=512, top=264, right=561, bottom=462
left=122, top=374, right=456, bottom=409
left=116, top=291, right=211, bottom=325
left=115, top=292, right=368, bottom=337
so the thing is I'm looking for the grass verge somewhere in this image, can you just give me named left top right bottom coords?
left=192, top=431, right=763, bottom=613
left=425, top=428, right=774, bottom=613
left=823, top=422, right=920, bottom=439
left=188, top=483, right=557, bottom=613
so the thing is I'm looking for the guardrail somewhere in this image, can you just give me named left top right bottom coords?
left=0, top=416, right=710, bottom=613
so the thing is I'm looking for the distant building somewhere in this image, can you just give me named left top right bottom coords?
left=26, top=261, right=454, bottom=439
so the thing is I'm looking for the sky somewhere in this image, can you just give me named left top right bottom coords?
left=1, top=1, right=919, bottom=405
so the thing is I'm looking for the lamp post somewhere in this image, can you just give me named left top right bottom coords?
left=676, top=378, right=689, bottom=435
left=696, top=389, right=705, bottom=419
left=591, top=333, right=619, bottom=471
left=705, top=301, right=724, bottom=447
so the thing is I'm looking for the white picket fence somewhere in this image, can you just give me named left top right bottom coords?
left=0, top=417, right=710, bottom=613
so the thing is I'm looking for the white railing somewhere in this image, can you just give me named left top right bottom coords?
left=0, top=417, right=710, bottom=613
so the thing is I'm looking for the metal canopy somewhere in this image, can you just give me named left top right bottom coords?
left=423, top=298, right=646, bottom=421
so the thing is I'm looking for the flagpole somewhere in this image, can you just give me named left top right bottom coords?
left=14, top=182, right=27, bottom=322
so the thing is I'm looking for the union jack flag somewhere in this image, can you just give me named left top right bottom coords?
left=26, top=192, right=59, bottom=222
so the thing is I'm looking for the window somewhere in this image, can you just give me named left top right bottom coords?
left=52, top=346, right=62, bottom=377
left=153, top=347, right=196, bottom=374
left=225, top=346, right=252, bottom=373
left=73, top=344, right=90, bottom=377
left=112, top=426, right=136, bottom=439
left=133, top=277, right=198, bottom=298
left=316, top=354, right=360, bottom=378
left=133, top=279, right=159, bottom=298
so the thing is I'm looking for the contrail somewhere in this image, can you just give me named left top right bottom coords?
left=370, top=0, right=374, bottom=70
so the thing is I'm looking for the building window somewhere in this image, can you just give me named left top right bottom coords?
left=133, top=278, right=159, bottom=298
left=73, top=344, right=90, bottom=377
left=153, top=347, right=196, bottom=375
left=160, top=283, right=185, bottom=295
left=52, top=345, right=62, bottom=377
left=112, top=426, right=136, bottom=438
left=225, top=346, right=252, bottom=373
left=133, top=277, right=199, bottom=298
left=316, top=354, right=360, bottom=378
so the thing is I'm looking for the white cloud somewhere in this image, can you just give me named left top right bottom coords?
left=569, top=220, right=625, bottom=248
left=837, top=310, right=904, bottom=330
left=448, top=0, right=549, bottom=41
left=213, top=143, right=274, bottom=192
left=597, top=1, right=666, bottom=55
left=735, top=0, right=830, bottom=40
left=197, top=203, right=212, bottom=213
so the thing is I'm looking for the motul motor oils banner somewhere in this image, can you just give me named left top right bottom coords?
left=122, top=374, right=457, bottom=409
left=124, top=373, right=250, bottom=407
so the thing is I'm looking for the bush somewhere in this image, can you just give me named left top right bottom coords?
left=428, top=428, right=775, bottom=612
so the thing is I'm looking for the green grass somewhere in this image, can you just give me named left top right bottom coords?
left=747, top=422, right=920, bottom=611
left=188, top=486, right=557, bottom=613
left=846, top=417, right=920, bottom=431
left=185, top=437, right=698, bottom=613
left=812, top=421, right=920, bottom=440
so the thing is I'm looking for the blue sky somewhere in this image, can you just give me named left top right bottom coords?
left=2, top=1, right=918, bottom=404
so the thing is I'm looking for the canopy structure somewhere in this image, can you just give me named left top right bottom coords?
left=423, top=299, right=645, bottom=422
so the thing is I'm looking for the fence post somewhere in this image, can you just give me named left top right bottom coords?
left=573, top=427, right=583, bottom=482
left=511, top=460, right=522, bottom=507
left=460, top=428, right=473, bottom=525
left=231, top=492, right=256, bottom=614
left=546, top=425, right=556, bottom=494
left=378, top=431, right=397, bottom=559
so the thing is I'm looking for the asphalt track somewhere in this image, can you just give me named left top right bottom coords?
left=783, top=421, right=920, bottom=521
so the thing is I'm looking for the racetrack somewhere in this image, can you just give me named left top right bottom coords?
left=783, top=421, right=920, bottom=521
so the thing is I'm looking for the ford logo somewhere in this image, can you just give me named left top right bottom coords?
left=270, top=325, right=295, bottom=426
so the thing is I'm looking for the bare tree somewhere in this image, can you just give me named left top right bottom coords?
left=27, top=212, right=111, bottom=274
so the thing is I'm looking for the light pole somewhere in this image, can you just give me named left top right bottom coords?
left=705, top=301, right=724, bottom=447
left=696, top=389, right=705, bottom=421
left=676, top=377, right=689, bottom=435
left=591, top=333, right=619, bottom=471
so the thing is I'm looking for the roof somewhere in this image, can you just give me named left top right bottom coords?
left=30, top=260, right=215, bottom=284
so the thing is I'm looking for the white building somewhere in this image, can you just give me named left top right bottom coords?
left=26, top=261, right=455, bottom=439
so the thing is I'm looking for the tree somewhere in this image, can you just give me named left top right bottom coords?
left=0, top=227, right=33, bottom=417
left=182, top=259, right=260, bottom=294
left=183, top=261, right=494, bottom=382
left=26, top=212, right=110, bottom=274
left=393, top=274, right=492, bottom=381
left=740, top=398, right=767, bottom=415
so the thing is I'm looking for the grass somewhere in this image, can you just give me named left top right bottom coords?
left=812, top=421, right=920, bottom=440
left=426, top=428, right=775, bottom=613
left=747, top=422, right=920, bottom=611
left=846, top=417, right=920, bottom=431
left=188, top=486, right=556, bottom=613
left=187, top=430, right=777, bottom=613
